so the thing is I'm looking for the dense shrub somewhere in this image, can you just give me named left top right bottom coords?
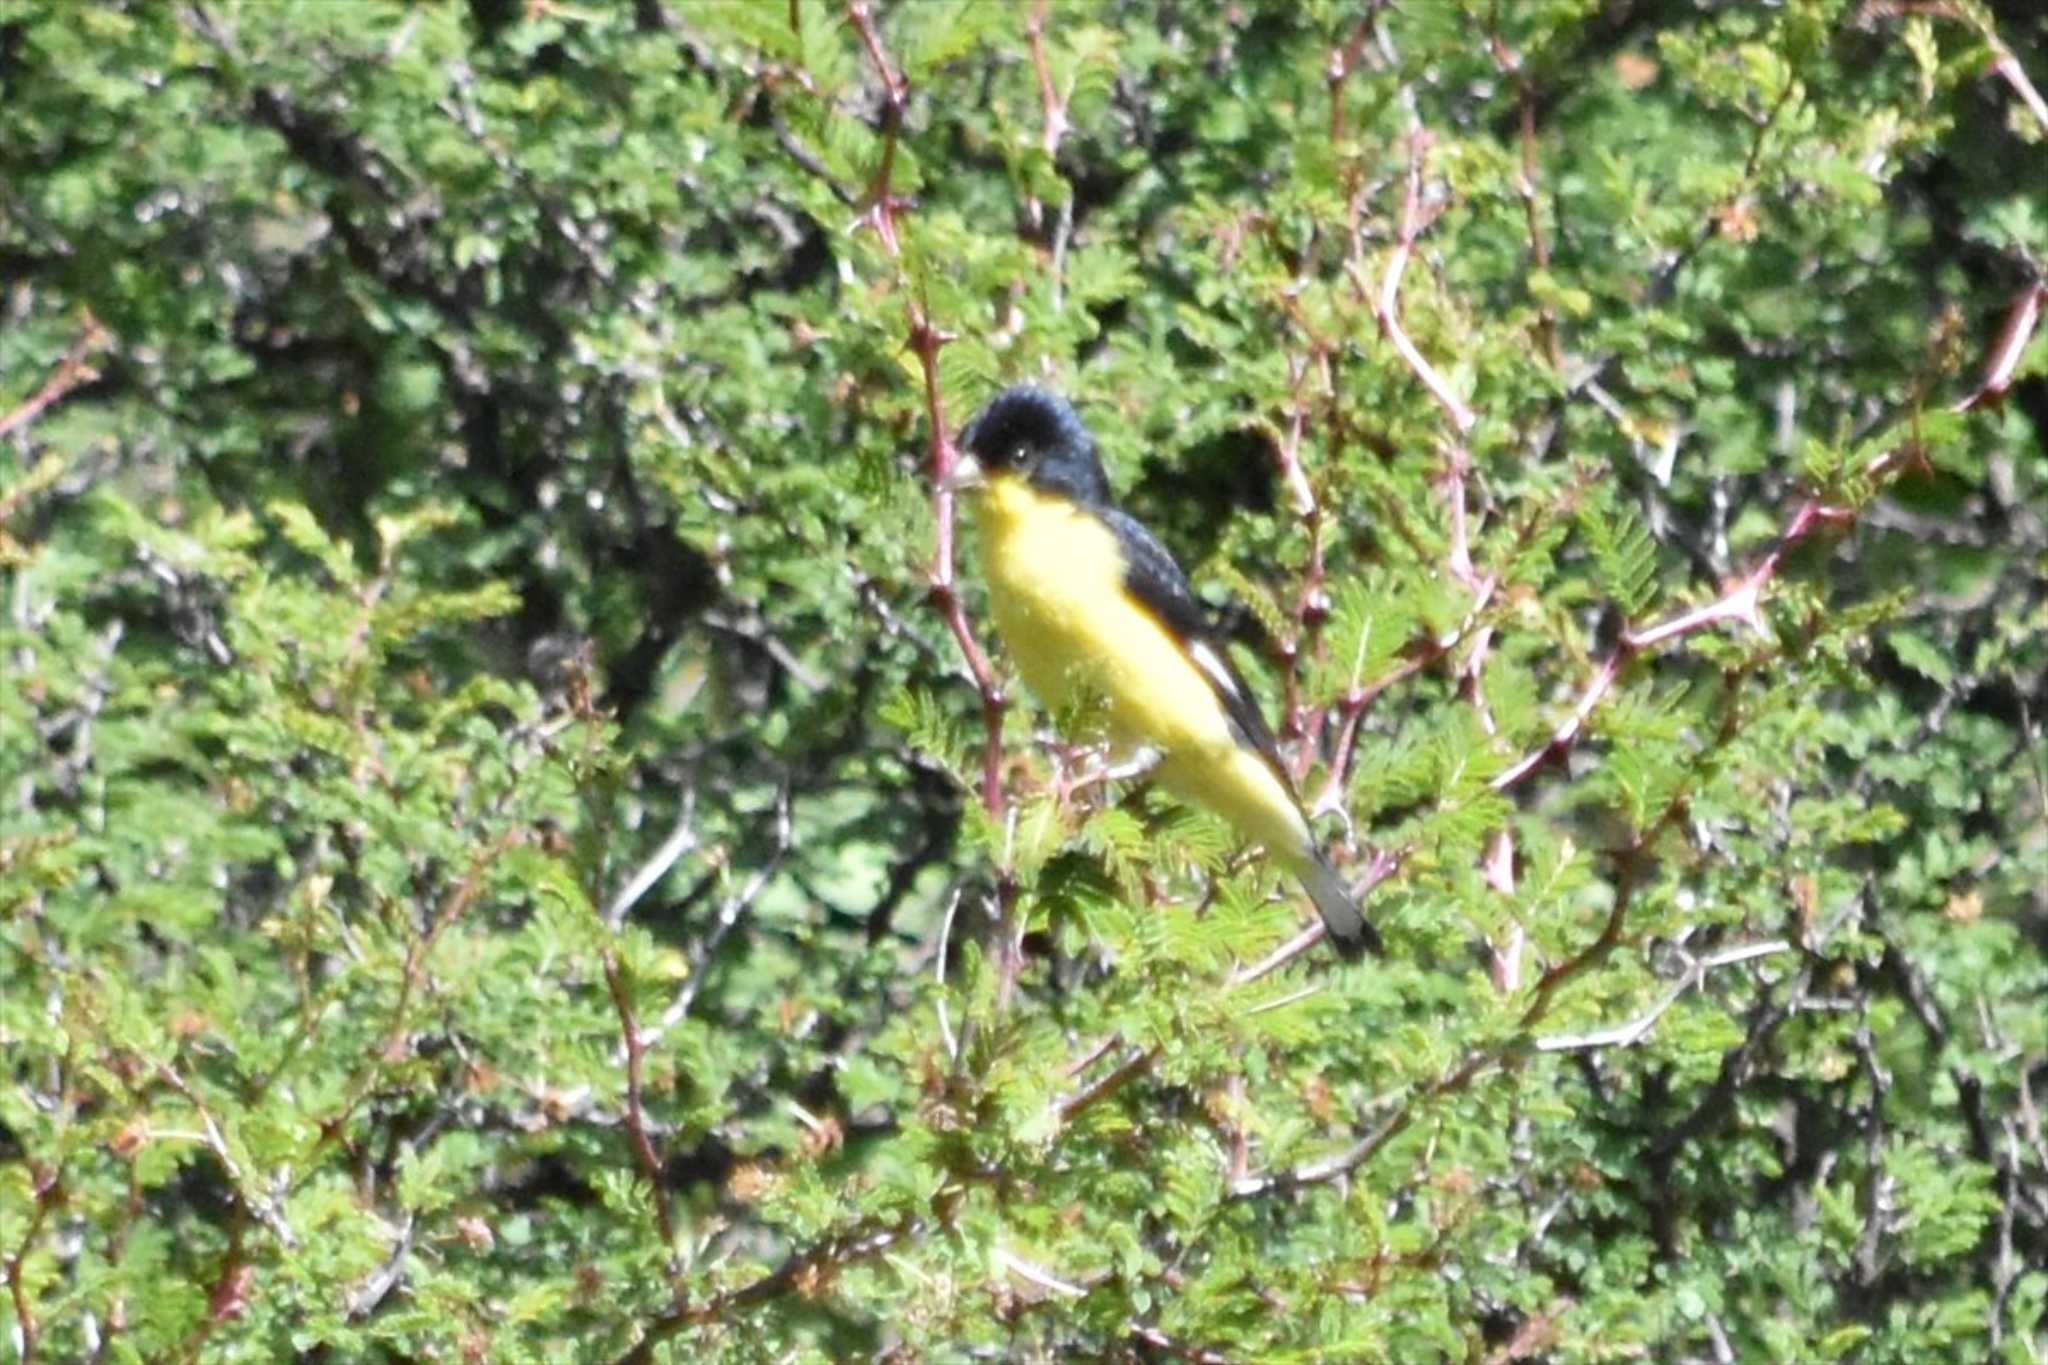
left=4, top=2, right=2046, bottom=1360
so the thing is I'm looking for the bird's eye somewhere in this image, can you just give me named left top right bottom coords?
left=1012, top=445, right=1035, bottom=469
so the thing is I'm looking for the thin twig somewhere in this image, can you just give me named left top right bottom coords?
left=0, top=314, right=109, bottom=441
left=603, top=950, right=679, bottom=1270
left=156, top=1066, right=298, bottom=1248
left=1227, top=922, right=1328, bottom=988
left=1054, top=1045, right=1161, bottom=1125
left=611, top=1218, right=919, bottom=1365
left=1491, top=491, right=1867, bottom=792
left=1229, top=1048, right=1497, bottom=1199
left=933, top=887, right=962, bottom=1063
left=302, top=829, right=527, bottom=1177
left=604, top=791, right=698, bottom=928
left=1366, top=129, right=1476, bottom=437
left=3, top=1159, right=59, bottom=1364
left=1535, top=939, right=1793, bottom=1051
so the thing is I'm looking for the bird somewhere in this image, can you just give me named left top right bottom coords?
left=948, top=385, right=1381, bottom=959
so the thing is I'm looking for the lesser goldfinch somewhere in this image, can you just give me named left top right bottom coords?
left=951, top=386, right=1380, bottom=959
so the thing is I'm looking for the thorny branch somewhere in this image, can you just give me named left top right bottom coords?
left=1024, top=0, right=1068, bottom=160
left=1360, top=92, right=1478, bottom=448
left=1336, top=43, right=1518, bottom=978
left=1228, top=564, right=1811, bottom=1201
left=656, top=6, right=2031, bottom=1328
left=1311, top=467, right=1585, bottom=815
left=841, top=0, right=1009, bottom=823
left=842, top=0, right=1024, bottom=1009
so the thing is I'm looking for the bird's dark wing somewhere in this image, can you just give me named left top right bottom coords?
left=1101, top=505, right=1296, bottom=790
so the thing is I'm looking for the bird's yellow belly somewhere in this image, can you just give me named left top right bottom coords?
left=973, top=475, right=1310, bottom=861
left=977, top=478, right=1225, bottom=754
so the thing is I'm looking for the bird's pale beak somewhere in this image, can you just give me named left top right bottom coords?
left=941, top=451, right=986, bottom=493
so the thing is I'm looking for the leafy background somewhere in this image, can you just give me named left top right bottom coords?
left=4, top=1, right=2047, bottom=1361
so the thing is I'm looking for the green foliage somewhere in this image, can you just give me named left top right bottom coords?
left=4, top=1, right=2048, bottom=1362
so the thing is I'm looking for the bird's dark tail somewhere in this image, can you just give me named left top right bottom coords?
left=1296, top=850, right=1383, bottom=960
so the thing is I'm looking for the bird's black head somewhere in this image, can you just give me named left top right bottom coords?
left=956, top=386, right=1112, bottom=505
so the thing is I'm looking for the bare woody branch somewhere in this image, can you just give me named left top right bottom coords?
left=1953, top=282, right=2046, bottom=413
left=843, top=0, right=1009, bottom=820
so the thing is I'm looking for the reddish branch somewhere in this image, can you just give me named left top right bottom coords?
left=1491, top=487, right=1873, bottom=793
left=1321, top=86, right=1510, bottom=817
left=4, top=1159, right=58, bottom=1364
left=0, top=314, right=108, bottom=441
left=1023, top=0, right=1075, bottom=304
left=1284, top=346, right=1375, bottom=780
left=1024, top=0, right=1068, bottom=159
left=843, top=0, right=1009, bottom=819
left=1325, top=15, right=1378, bottom=143
left=1954, top=282, right=2046, bottom=413
left=844, top=1, right=906, bottom=256
left=1272, top=343, right=1329, bottom=778
left=1859, top=4, right=2048, bottom=139
left=1312, top=566, right=1501, bottom=816
left=912, top=319, right=1008, bottom=818
left=603, top=951, right=680, bottom=1272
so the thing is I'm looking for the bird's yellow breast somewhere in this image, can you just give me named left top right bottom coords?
left=974, top=473, right=1217, bottom=750
left=971, top=473, right=1311, bottom=862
